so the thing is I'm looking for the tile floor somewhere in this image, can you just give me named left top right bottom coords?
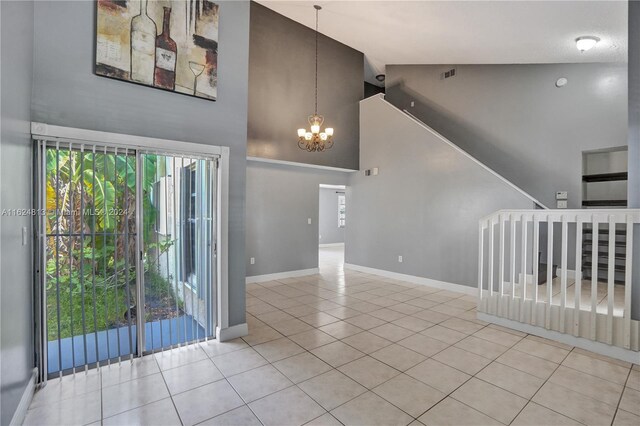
left=25, top=246, right=640, bottom=425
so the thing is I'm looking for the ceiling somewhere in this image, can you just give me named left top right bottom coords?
left=257, top=1, right=628, bottom=84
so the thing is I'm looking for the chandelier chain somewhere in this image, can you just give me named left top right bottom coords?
left=315, top=6, right=319, bottom=115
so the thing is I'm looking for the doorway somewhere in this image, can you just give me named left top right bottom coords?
left=35, top=137, right=221, bottom=379
left=318, top=184, right=346, bottom=272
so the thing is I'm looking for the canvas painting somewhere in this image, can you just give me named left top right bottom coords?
left=96, top=0, right=219, bottom=100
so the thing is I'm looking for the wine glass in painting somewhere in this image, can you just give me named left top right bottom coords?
left=189, top=62, right=206, bottom=96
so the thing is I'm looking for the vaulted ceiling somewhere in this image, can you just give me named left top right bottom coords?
left=258, top=1, right=628, bottom=84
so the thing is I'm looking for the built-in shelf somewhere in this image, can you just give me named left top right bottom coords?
left=582, top=172, right=628, bottom=183
left=582, top=200, right=627, bottom=207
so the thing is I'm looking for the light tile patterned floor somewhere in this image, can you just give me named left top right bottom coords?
left=25, top=247, right=640, bottom=425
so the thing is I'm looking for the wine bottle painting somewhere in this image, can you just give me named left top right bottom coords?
left=96, top=0, right=219, bottom=101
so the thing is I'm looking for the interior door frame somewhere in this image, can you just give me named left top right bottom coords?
left=31, top=122, right=230, bottom=381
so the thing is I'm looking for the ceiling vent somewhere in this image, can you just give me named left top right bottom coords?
left=441, top=68, right=457, bottom=79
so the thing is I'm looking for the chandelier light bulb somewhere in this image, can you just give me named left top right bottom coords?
left=325, top=128, right=334, bottom=136
left=305, top=132, right=312, bottom=140
left=311, top=124, right=320, bottom=134
left=297, top=128, right=306, bottom=137
left=320, top=133, right=328, bottom=141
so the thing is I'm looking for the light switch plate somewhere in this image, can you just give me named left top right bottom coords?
left=556, top=191, right=568, bottom=200
left=372, top=167, right=379, bottom=176
left=557, top=200, right=568, bottom=209
left=250, top=257, right=255, bottom=265
left=398, top=255, right=403, bottom=263
left=22, top=227, right=28, bottom=246
left=308, top=218, right=312, bottom=225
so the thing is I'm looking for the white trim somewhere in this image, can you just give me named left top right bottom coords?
left=319, top=184, right=346, bottom=190
left=478, top=313, right=640, bottom=364
left=247, top=156, right=357, bottom=173
left=217, top=147, right=230, bottom=331
left=344, top=263, right=476, bottom=296
left=319, top=242, right=345, bottom=248
left=360, top=98, right=546, bottom=209
left=31, top=122, right=222, bottom=156
left=216, top=323, right=248, bottom=342
left=246, top=268, right=320, bottom=284
left=10, top=369, right=37, bottom=426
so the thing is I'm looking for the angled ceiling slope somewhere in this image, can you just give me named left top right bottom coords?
left=258, top=0, right=628, bottom=83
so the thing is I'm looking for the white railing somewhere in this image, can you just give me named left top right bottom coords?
left=478, top=209, right=640, bottom=351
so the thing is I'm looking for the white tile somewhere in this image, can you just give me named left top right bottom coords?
left=548, top=365, right=624, bottom=406
left=253, top=337, right=305, bottom=362
left=342, top=331, right=393, bottom=354
left=102, top=373, right=170, bottom=418
left=418, top=397, right=501, bottom=426
left=561, top=351, right=630, bottom=384
left=310, top=341, right=365, bottom=368
left=370, top=343, right=426, bottom=371
left=476, top=361, right=544, bottom=399
left=212, top=347, right=268, bottom=377
left=288, top=329, right=337, bottom=350
left=405, top=359, right=471, bottom=394
left=273, top=352, right=332, bottom=383
left=228, top=364, right=293, bottom=402
left=397, top=334, right=449, bottom=357
left=30, top=369, right=101, bottom=408
left=619, top=387, right=640, bottom=416
left=200, top=338, right=249, bottom=358
left=299, top=370, right=367, bottom=411
left=249, top=386, right=326, bottom=426
left=373, top=374, right=445, bottom=417
left=338, top=356, right=401, bottom=389
left=532, top=381, right=617, bottom=426
left=154, top=345, right=209, bottom=371
left=451, top=377, right=527, bottom=424
left=331, top=391, right=413, bottom=426
left=199, top=405, right=262, bottom=426
left=432, top=346, right=491, bottom=375
left=103, top=398, right=181, bottom=426
left=512, top=402, right=581, bottom=426
left=173, top=379, right=245, bottom=426
left=24, top=389, right=101, bottom=426
left=162, top=358, right=224, bottom=395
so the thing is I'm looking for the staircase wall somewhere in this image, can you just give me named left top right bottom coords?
left=346, top=96, right=536, bottom=288
left=386, top=63, right=628, bottom=209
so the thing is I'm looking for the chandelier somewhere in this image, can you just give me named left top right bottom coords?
left=297, top=5, right=334, bottom=152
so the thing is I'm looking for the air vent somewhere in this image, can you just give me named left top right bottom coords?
left=441, top=68, right=456, bottom=79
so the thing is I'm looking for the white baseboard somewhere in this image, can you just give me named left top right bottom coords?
left=344, top=263, right=476, bottom=296
left=319, top=242, right=345, bottom=248
left=216, top=323, right=248, bottom=342
left=477, top=313, right=640, bottom=364
left=10, top=368, right=38, bottom=426
left=246, top=268, right=319, bottom=284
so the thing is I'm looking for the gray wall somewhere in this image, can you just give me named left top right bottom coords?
left=386, top=63, right=628, bottom=209
left=246, top=161, right=348, bottom=277
left=1, top=1, right=35, bottom=424
left=346, top=96, right=535, bottom=287
left=248, top=2, right=363, bottom=170
left=319, top=188, right=345, bottom=245
left=628, top=1, right=640, bottom=320
left=31, top=0, right=250, bottom=327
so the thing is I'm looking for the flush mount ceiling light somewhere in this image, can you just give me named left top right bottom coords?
left=297, top=5, right=334, bottom=152
left=576, top=36, right=600, bottom=52
left=556, top=77, right=568, bottom=88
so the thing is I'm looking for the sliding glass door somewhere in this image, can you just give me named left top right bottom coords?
left=140, top=153, right=217, bottom=352
left=36, top=140, right=218, bottom=378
